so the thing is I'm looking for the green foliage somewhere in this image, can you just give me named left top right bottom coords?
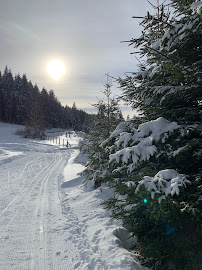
left=101, top=1, right=202, bottom=269
left=82, top=1, right=202, bottom=269
left=120, top=0, right=202, bottom=125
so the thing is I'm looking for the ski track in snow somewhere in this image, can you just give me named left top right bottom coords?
left=0, top=124, right=143, bottom=270
left=0, top=149, right=74, bottom=270
left=0, top=141, right=98, bottom=270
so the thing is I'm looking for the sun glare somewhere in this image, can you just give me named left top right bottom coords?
left=47, top=60, right=66, bottom=80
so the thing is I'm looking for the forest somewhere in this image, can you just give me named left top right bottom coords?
left=0, top=66, right=92, bottom=135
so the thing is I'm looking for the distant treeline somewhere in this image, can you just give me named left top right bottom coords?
left=0, top=66, right=92, bottom=131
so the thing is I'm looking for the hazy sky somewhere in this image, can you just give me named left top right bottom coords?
left=0, top=0, right=153, bottom=117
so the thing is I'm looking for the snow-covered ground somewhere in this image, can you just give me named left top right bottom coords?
left=0, top=123, right=145, bottom=270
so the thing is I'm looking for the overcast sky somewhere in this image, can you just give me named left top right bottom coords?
left=0, top=0, right=153, bottom=117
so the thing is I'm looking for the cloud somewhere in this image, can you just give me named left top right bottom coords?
left=0, top=0, right=151, bottom=116
left=8, top=22, right=41, bottom=41
left=0, top=20, right=41, bottom=44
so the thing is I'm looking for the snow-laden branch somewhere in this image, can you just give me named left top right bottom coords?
left=102, top=117, right=180, bottom=173
left=191, top=1, right=202, bottom=14
left=135, top=169, right=191, bottom=203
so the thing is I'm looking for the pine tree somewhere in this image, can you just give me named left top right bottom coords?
left=120, top=0, right=201, bottom=125
left=71, top=102, right=80, bottom=131
left=63, top=105, right=72, bottom=129
left=48, top=90, right=60, bottom=127
left=0, top=71, right=3, bottom=121
left=81, top=76, right=124, bottom=187
left=14, top=74, right=32, bottom=124
left=39, top=88, right=50, bottom=127
left=94, top=1, right=202, bottom=269
left=25, top=84, right=46, bottom=138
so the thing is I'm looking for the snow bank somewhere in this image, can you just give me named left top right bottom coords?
left=0, top=148, right=24, bottom=164
left=62, top=150, right=146, bottom=270
left=0, top=123, right=26, bottom=163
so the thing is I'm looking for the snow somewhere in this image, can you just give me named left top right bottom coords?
left=0, top=148, right=24, bottom=164
left=0, top=123, right=26, bottom=164
left=106, top=117, right=180, bottom=173
left=172, top=145, right=187, bottom=156
left=135, top=169, right=191, bottom=203
left=63, top=150, right=84, bottom=183
left=191, top=1, right=202, bottom=13
left=138, top=117, right=179, bottom=141
left=62, top=152, right=143, bottom=270
left=0, top=122, right=145, bottom=270
left=109, top=121, right=128, bottom=139
left=101, top=119, right=190, bottom=203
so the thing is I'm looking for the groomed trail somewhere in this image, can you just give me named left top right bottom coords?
left=0, top=123, right=144, bottom=270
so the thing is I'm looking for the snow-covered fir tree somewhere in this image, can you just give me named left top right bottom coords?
left=83, top=1, right=202, bottom=269
left=81, top=76, right=124, bottom=187
left=1, top=67, right=15, bottom=123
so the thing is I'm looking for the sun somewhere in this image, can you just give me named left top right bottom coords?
left=47, top=60, right=66, bottom=80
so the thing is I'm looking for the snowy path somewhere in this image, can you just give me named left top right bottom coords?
left=0, top=149, right=74, bottom=269
left=0, top=124, right=144, bottom=270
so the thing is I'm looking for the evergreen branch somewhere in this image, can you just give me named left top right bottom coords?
left=144, top=45, right=192, bottom=74
left=105, top=74, right=118, bottom=81
left=132, top=16, right=145, bottom=19
left=147, top=0, right=157, bottom=9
